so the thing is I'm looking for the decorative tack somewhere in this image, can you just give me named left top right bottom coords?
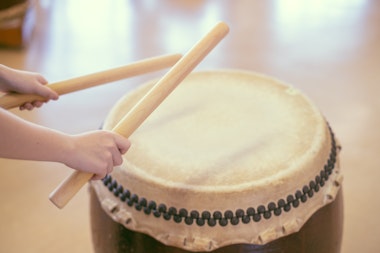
left=253, top=213, right=261, bottom=222
left=242, top=215, right=251, bottom=224
left=236, top=209, right=245, bottom=218
left=208, top=218, right=217, bottom=227
left=185, top=217, right=193, bottom=225
left=231, top=216, right=240, bottom=225
left=144, top=207, right=151, bottom=215
left=263, top=211, right=271, bottom=220
left=190, top=210, right=199, bottom=219
left=246, top=207, right=255, bottom=216
left=179, top=208, right=188, bottom=218
left=213, top=211, right=222, bottom=219
left=219, top=218, right=228, bottom=227
left=196, top=218, right=205, bottom=226
left=224, top=210, right=234, bottom=219
left=100, top=123, right=339, bottom=227
left=202, top=211, right=211, bottom=219
left=274, top=208, right=282, bottom=216
left=173, top=215, right=182, bottom=223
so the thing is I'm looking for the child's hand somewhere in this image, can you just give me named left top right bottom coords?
left=0, top=65, right=59, bottom=110
left=8, top=69, right=59, bottom=110
left=61, top=131, right=131, bottom=180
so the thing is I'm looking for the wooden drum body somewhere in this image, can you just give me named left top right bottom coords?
left=90, top=70, right=343, bottom=253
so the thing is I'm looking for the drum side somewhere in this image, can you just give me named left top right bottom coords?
left=90, top=186, right=343, bottom=253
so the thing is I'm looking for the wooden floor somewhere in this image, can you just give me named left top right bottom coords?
left=0, top=0, right=379, bottom=252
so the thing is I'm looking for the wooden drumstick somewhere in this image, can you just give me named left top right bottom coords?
left=49, top=21, right=230, bottom=209
left=0, top=54, right=182, bottom=110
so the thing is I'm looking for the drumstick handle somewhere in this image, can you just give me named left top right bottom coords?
left=49, top=21, right=230, bottom=209
left=0, top=54, right=182, bottom=110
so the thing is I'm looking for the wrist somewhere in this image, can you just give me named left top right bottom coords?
left=44, top=131, right=76, bottom=167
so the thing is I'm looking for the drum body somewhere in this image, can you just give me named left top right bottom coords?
left=90, top=70, right=343, bottom=253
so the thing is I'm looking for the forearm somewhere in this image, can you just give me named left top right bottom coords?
left=0, top=108, right=130, bottom=179
left=0, top=109, right=70, bottom=163
left=0, top=64, right=12, bottom=91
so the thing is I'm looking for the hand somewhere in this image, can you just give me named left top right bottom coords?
left=0, top=65, right=59, bottom=110
left=11, top=69, right=59, bottom=110
left=62, top=130, right=131, bottom=180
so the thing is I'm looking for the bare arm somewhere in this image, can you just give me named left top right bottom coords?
left=0, top=109, right=130, bottom=179
left=0, top=65, right=130, bottom=179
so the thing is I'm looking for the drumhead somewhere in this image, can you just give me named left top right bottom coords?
left=91, top=70, right=342, bottom=251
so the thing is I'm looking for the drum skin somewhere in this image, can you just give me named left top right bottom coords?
left=90, top=187, right=343, bottom=253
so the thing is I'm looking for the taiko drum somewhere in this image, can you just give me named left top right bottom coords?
left=90, top=70, right=343, bottom=253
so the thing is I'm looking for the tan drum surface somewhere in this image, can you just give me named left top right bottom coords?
left=90, top=70, right=343, bottom=252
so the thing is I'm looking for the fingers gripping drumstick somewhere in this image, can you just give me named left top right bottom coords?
left=49, top=21, right=230, bottom=209
left=0, top=54, right=182, bottom=110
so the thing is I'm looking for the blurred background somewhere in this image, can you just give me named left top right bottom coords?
left=0, top=0, right=379, bottom=252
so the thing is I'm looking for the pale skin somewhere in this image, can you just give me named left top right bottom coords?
left=0, top=64, right=131, bottom=180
